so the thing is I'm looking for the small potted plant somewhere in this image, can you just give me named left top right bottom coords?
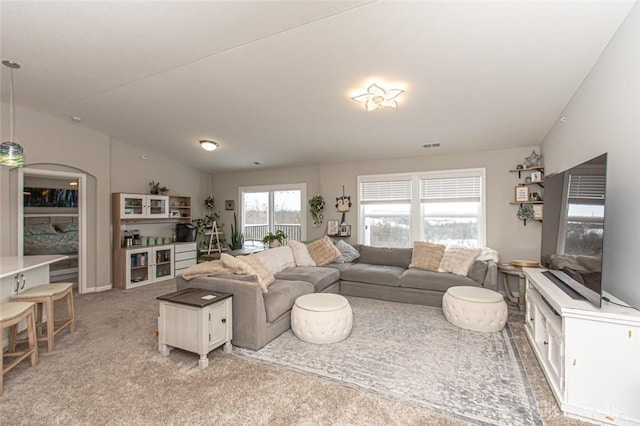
left=309, top=194, right=325, bottom=226
left=262, top=230, right=287, bottom=248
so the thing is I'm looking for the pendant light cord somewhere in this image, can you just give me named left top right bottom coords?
left=9, top=67, right=15, bottom=142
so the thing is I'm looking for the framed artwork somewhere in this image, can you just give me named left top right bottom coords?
left=327, top=220, right=339, bottom=236
left=339, top=224, right=351, bottom=236
left=530, top=171, right=543, bottom=182
left=515, top=186, right=529, bottom=202
left=225, top=200, right=235, bottom=210
left=533, top=205, right=543, bottom=220
left=170, top=210, right=181, bottom=218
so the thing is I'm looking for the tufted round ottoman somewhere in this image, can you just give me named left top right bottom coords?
left=291, top=293, right=353, bottom=344
left=442, top=286, right=508, bottom=332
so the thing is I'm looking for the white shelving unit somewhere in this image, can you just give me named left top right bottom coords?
left=524, top=268, right=640, bottom=425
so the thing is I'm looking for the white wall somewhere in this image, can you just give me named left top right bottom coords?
left=541, top=3, right=640, bottom=308
left=213, top=146, right=543, bottom=262
left=0, top=104, right=208, bottom=291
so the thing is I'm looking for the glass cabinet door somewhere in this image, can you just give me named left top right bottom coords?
left=126, top=248, right=152, bottom=288
left=120, top=194, right=147, bottom=218
left=147, top=195, right=169, bottom=218
left=153, top=246, right=174, bottom=282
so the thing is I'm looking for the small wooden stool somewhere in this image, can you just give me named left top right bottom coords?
left=11, top=282, right=76, bottom=353
left=1, top=302, right=38, bottom=396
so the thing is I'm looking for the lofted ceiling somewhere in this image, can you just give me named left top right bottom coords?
left=0, top=1, right=635, bottom=173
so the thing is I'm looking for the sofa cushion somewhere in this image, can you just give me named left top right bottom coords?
left=339, top=263, right=404, bottom=287
left=333, top=239, right=360, bottom=264
left=275, top=266, right=340, bottom=293
left=409, top=241, right=446, bottom=271
left=439, top=247, right=482, bottom=276
left=288, top=240, right=316, bottom=267
left=307, top=236, right=341, bottom=266
left=358, top=246, right=412, bottom=268
left=400, top=268, right=479, bottom=292
left=467, top=260, right=488, bottom=285
left=254, top=246, right=296, bottom=274
left=263, top=280, right=314, bottom=322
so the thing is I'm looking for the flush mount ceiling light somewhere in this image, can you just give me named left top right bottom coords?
left=200, top=140, right=219, bottom=151
left=0, top=60, right=24, bottom=167
left=351, top=83, right=404, bottom=112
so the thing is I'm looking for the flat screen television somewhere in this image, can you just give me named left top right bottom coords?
left=540, top=153, right=607, bottom=308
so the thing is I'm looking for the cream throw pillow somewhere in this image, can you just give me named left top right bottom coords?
left=288, top=240, right=316, bottom=267
left=306, top=236, right=342, bottom=266
left=237, top=255, right=275, bottom=293
left=439, top=247, right=482, bottom=276
left=254, top=246, right=296, bottom=274
left=409, top=241, right=446, bottom=272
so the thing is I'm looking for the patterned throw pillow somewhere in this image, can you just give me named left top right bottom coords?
left=409, top=241, right=446, bottom=272
left=439, top=247, right=482, bottom=276
left=237, top=255, right=275, bottom=293
left=334, top=239, right=360, bottom=264
left=288, top=240, right=316, bottom=267
left=306, top=236, right=342, bottom=266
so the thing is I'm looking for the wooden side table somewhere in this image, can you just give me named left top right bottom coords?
left=498, top=263, right=526, bottom=311
left=157, top=288, right=233, bottom=369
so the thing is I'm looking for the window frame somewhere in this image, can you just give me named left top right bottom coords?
left=238, top=183, right=307, bottom=242
left=358, top=168, right=486, bottom=247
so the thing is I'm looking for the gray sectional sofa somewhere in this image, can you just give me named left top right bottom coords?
left=176, top=244, right=497, bottom=350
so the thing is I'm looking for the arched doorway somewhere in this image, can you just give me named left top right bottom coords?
left=17, top=167, right=88, bottom=294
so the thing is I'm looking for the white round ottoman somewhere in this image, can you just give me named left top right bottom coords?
left=442, top=286, right=508, bottom=332
left=291, top=293, right=353, bottom=344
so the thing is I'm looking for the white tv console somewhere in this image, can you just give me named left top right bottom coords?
left=523, top=268, right=640, bottom=425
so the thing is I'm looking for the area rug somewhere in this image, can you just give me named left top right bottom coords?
left=235, top=296, right=542, bottom=426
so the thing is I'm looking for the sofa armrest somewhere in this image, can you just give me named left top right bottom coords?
left=176, top=274, right=267, bottom=349
left=483, top=260, right=498, bottom=291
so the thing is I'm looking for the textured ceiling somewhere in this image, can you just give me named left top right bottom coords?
left=1, top=1, right=635, bottom=172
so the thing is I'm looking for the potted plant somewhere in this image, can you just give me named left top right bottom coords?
left=229, top=212, right=244, bottom=250
left=149, top=181, right=169, bottom=195
left=192, top=197, right=221, bottom=249
left=308, top=194, right=325, bottom=226
left=261, top=230, right=287, bottom=248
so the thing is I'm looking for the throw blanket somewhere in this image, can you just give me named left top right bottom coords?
left=477, top=247, right=500, bottom=263
left=181, top=260, right=231, bottom=280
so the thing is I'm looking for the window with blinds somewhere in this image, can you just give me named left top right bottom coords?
left=358, top=170, right=485, bottom=248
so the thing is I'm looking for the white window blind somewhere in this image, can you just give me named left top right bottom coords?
left=420, top=176, right=481, bottom=201
left=568, top=174, right=605, bottom=203
left=360, top=180, right=411, bottom=202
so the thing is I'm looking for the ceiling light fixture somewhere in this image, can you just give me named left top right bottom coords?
left=0, top=60, right=24, bottom=167
left=200, top=140, right=219, bottom=151
left=351, top=83, right=404, bottom=112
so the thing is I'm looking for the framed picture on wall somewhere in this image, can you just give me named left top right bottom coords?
left=327, top=220, right=339, bottom=236
left=515, top=186, right=529, bottom=202
left=225, top=200, right=235, bottom=210
left=533, top=204, right=543, bottom=220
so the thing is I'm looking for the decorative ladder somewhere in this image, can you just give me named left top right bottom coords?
left=205, top=221, right=222, bottom=255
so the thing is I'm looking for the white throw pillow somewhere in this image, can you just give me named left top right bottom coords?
left=334, top=239, right=360, bottom=264
left=288, top=240, right=316, bottom=267
left=439, top=247, right=482, bottom=276
left=254, top=246, right=296, bottom=274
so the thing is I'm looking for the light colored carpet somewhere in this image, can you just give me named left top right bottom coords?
left=236, top=296, right=541, bottom=425
left=0, top=279, right=591, bottom=425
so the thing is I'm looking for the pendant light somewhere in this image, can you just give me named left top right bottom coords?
left=1, top=60, right=24, bottom=167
